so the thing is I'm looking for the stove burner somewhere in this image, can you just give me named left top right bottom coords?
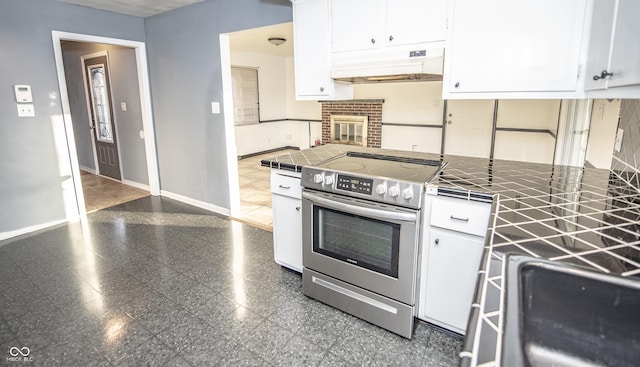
left=367, top=166, right=420, bottom=180
left=326, top=161, right=367, bottom=171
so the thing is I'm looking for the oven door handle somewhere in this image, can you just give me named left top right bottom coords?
left=302, top=191, right=417, bottom=222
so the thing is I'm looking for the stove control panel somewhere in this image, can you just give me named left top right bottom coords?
left=301, top=167, right=425, bottom=209
left=336, top=174, right=373, bottom=195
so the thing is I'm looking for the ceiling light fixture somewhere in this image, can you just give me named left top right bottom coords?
left=268, top=37, right=286, bottom=46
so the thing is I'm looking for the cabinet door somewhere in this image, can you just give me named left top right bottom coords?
left=607, top=0, right=640, bottom=88
left=272, top=194, right=303, bottom=272
left=331, top=0, right=385, bottom=52
left=386, top=0, right=447, bottom=46
left=423, top=228, right=483, bottom=333
left=584, top=0, right=616, bottom=90
left=293, top=0, right=332, bottom=98
left=446, top=0, right=586, bottom=93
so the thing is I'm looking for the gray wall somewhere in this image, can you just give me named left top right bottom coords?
left=0, top=0, right=145, bottom=232
left=145, top=0, right=292, bottom=208
left=61, top=41, right=149, bottom=185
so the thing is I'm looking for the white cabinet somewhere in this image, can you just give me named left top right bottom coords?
left=271, top=170, right=303, bottom=272
left=443, top=0, right=587, bottom=98
left=585, top=0, right=640, bottom=93
left=419, top=194, right=491, bottom=334
left=331, top=0, right=448, bottom=53
left=292, top=0, right=352, bottom=100
left=422, top=228, right=484, bottom=334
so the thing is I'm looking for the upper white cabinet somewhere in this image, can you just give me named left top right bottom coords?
left=292, top=0, right=352, bottom=100
left=585, top=0, right=640, bottom=93
left=331, top=0, right=448, bottom=53
left=443, top=0, right=588, bottom=98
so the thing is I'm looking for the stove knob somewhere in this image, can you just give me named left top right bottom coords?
left=375, top=184, right=387, bottom=195
left=313, top=174, right=324, bottom=184
left=324, top=175, right=334, bottom=186
left=403, top=188, right=414, bottom=200
left=388, top=186, right=400, bottom=197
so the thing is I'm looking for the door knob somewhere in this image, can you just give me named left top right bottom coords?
left=434, top=239, right=440, bottom=245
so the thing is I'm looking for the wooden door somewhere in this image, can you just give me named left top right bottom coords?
left=83, top=53, right=121, bottom=180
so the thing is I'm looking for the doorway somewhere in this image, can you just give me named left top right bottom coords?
left=52, top=31, right=160, bottom=219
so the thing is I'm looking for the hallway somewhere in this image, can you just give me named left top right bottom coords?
left=80, top=171, right=149, bottom=213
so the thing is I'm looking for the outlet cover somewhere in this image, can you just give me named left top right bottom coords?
left=121, top=102, right=127, bottom=111
left=17, top=104, right=35, bottom=117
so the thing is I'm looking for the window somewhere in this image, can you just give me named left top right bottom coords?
left=231, top=66, right=260, bottom=125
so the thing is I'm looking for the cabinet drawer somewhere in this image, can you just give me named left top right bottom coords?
left=429, top=196, right=491, bottom=237
left=270, top=171, right=302, bottom=199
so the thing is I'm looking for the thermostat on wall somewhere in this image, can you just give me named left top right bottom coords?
left=14, top=85, right=33, bottom=103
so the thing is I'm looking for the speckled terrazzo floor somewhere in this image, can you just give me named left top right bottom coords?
left=0, top=196, right=461, bottom=366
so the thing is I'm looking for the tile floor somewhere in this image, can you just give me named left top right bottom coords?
left=0, top=196, right=462, bottom=366
left=80, top=171, right=150, bottom=213
left=236, top=150, right=297, bottom=231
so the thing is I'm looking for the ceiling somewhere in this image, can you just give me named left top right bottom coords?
left=55, top=0, right=206, bottom=17
left=228, top=22, right=293, bottom=58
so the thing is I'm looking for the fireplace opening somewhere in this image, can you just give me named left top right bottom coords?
left=330, top=115, right=368, bottom=146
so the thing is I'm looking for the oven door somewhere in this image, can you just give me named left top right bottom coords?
left=302, top=189, right=420, bottom=305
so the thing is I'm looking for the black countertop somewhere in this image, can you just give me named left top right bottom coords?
left=261, top=144, right=640, bottom=366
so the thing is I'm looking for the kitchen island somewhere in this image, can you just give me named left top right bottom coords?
left=262, top=144, right=640, bottom=367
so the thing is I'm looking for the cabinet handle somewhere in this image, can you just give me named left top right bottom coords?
left=296, top=206, right=301, bottom=211
left=593, top=70, right=613, bottom=81
left=371, top=38, right=376, bottom=44
left=278, top=184, right=291, bottom=189
left=320, top=87, right=325, bottom=92
left=389, top=35, right=394, bottom=42
left=434, top=239, right=440, bottom=245
left=454, top=82, right=460, bottom=88
left=450, top=215, right=469, bottom=222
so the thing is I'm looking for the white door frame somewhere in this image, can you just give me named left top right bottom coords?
left=52, top=31, right=160, bottom=220
left=219, top=33, right=241, bottom=218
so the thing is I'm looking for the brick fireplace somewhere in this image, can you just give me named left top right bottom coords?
left=321, top=99, right=384, bottom=148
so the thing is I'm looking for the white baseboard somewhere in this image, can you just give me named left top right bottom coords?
left=160, top=190, right=231, bottom=217
left=79, top=166, right=96, bottom=174
left=0, top=218, right=72, bottom=242
left=122, top=179, right=150, bottom=192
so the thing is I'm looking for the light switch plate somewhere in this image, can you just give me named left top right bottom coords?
left=121, top=102, right=127, bottom=111
left=614, top=128, right=624, bottom=152
left=17, top=104, right=35, bottom=117
left=211, top=102, right=220, bottom=114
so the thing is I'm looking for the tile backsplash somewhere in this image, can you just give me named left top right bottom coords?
left=611, top=99, right=640, bottom=191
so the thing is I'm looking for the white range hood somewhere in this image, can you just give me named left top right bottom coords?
left=331, top=45, right=444, bottom=83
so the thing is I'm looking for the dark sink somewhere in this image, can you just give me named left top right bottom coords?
left=502, top=255, right=640, bottom=367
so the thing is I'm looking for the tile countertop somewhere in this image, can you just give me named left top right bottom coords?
left=261, top=144, right=640, bottom=366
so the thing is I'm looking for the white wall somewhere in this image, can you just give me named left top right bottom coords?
left=493, top=99, right=560, bottom=164
left=354, top=82, right=444, bottom=124
left=497, top=99, right=560, bottom=131
left=494, top=131, right=556, bottom=164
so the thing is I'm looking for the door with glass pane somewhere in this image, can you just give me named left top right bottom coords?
left=83, top=52, right=121, bottom=180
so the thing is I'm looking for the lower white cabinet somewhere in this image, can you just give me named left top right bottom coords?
left=418, top=193, right=491, bottom=334
left=271, top=170, right=303, bottom=272
left=420, top=228, right=484, bottom=334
